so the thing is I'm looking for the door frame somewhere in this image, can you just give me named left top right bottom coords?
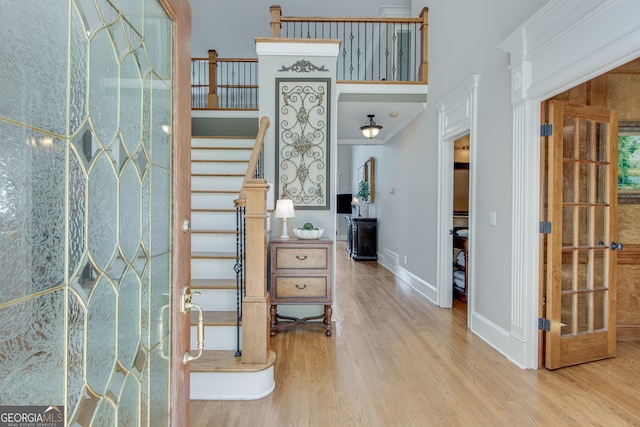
left=436, top=75, right=479, bottom=314
left=500, top=0, right=640, bottom=368
left=161, top=0, right=192, bottom=425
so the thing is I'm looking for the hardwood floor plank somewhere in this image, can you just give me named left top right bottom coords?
left=190, top=241, right=640, bottom=426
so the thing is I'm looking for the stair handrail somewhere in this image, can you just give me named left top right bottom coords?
left=237, top=116, right=270, bottom=204
left=233, top=116, right=271, bottom=364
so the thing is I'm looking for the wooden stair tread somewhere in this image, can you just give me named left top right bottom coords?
left=191, top=279, right=236, bottom=290
left=191, top=208, right=235, bottom=213
left=191, top=159, right=249, bottom=163
left=191, top=310, right=238, bottom=326
left=191, top=146, right=253, bottom=150
left=192, top=189, right=239, bottom=194
left=192, top=229, right=237, bottom=235
left=192, top=135, right=256, bottom=140
left=192, top=251, right=236, bottom=259
left=190, top=350, right=276, bottom=373
left=192, top=173, right=245, bottom=177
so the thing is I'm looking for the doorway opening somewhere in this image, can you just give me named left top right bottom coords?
left=436, top=75, right=478, bottom=312
left=452, top=135, right=470, bottom=315
left=538, top=56, right=640, bottom=369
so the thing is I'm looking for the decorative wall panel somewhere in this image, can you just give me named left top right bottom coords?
left=276, top=78, right=330, bottom=209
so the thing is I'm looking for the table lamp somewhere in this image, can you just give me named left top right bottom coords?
left=275, top=199, right=295, bottom=239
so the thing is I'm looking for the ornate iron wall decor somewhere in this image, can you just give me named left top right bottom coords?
left=276, top=78, right=330, bottom=209
left=279, top=60, right=329, bottom=73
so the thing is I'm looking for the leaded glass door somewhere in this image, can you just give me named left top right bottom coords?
left=0, top=0, right=178, bottom=424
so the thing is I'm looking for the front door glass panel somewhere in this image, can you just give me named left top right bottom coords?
left=0, top=0, right=173, bottom=424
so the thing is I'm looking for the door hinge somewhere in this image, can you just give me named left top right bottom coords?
left=538, top=318, right=551, bottom=331
left=539, top=221, right=552, bottom=234
left=540, top=123, right=553, bottom=137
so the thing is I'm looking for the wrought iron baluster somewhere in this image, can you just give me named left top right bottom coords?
left=234, top=205, right=245, bottom=357
left=342, top=22, right=347, bottom=80
left=378, top=24, right=381, bottom=80
left=349, top=22, right=354, bottom=80
left=392, top=23, right=397, bottom=81
left=399, top=23, right=404, bottom=81
left=356, top=22, right=361, bottom=79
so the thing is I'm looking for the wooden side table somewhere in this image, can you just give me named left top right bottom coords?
left=269, top=237, right=333, bottom=336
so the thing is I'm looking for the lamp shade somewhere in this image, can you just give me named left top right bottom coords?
left=275, top=199, right=295, bottom=218
left=360, top=114, right=382, bottom=139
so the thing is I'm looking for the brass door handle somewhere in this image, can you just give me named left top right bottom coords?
left=181, top=286, right=204, bottom=364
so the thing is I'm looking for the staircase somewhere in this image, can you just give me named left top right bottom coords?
left=189, top=132, right=275, bottom=400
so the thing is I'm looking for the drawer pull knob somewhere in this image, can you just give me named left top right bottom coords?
left=295, top=284, right=307, bottom=290
left=296, top=255, right=308, bottom=261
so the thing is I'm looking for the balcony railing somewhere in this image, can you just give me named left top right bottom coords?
left=191, top=6, right=428, bottom=109
left=191, top=51, right=259, bottom=110
left=271, top=5, right=428, bottom=83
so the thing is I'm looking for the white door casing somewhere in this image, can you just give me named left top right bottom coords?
left=436, top=75, right=479, bottom=315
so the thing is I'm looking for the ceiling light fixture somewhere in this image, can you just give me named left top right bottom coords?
left=360, top=114, right=383, bottom=139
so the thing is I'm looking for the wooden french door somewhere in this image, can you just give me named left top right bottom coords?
left=545, top=101, right=619, bottom=369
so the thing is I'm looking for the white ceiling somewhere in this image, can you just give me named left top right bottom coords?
left=336, top=83, right=428, bottom=145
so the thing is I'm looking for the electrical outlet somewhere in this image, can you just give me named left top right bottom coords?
left=489, top=211, right=497, bottom=226
left=404, top=255, right=408, bottom=264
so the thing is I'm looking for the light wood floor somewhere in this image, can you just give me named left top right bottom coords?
left=190, top=242, right=640, bottom=426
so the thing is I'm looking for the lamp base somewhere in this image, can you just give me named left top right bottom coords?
left=280, top=217, right=290, bottom=239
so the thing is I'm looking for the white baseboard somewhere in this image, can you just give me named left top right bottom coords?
left=469, top=311, right=527, bottom=368
left=377, top=248, right=437, bottom=304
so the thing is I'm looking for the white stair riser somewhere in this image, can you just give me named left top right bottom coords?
left=190, top=325, right=240, bottom=351
left=192, top=288, right=238, bottom=311
left=192, top=193, right=238, bottom=209
left=190, top=368, right=275, bottom=400
left=192, top=234, right=237, bottom=253
left=192, top=149, right=251, bottom=161
left=192, top=138, right=254, bottom=149
left=192, top=175, right=244, bottom=191
left=191, top=211, right=236, bottom=229
left=191, top=258, right=237, bottom=280
left=192, top=161, right=248, bottom=175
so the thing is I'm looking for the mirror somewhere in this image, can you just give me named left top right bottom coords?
left=364, top=157, right=375, bottom=202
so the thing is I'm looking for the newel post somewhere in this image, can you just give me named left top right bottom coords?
left=207, top=49, right=218, bottom=109
left=419, top=7, right=429, bottom=84
left=270, top=5, right=282, bottom=38
left=241, top=179, right=270, bottom=364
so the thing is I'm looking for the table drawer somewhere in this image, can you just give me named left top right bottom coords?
left=275, top=247, right=329, bottom=270
left=272, top=276, right=330, bottom=301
